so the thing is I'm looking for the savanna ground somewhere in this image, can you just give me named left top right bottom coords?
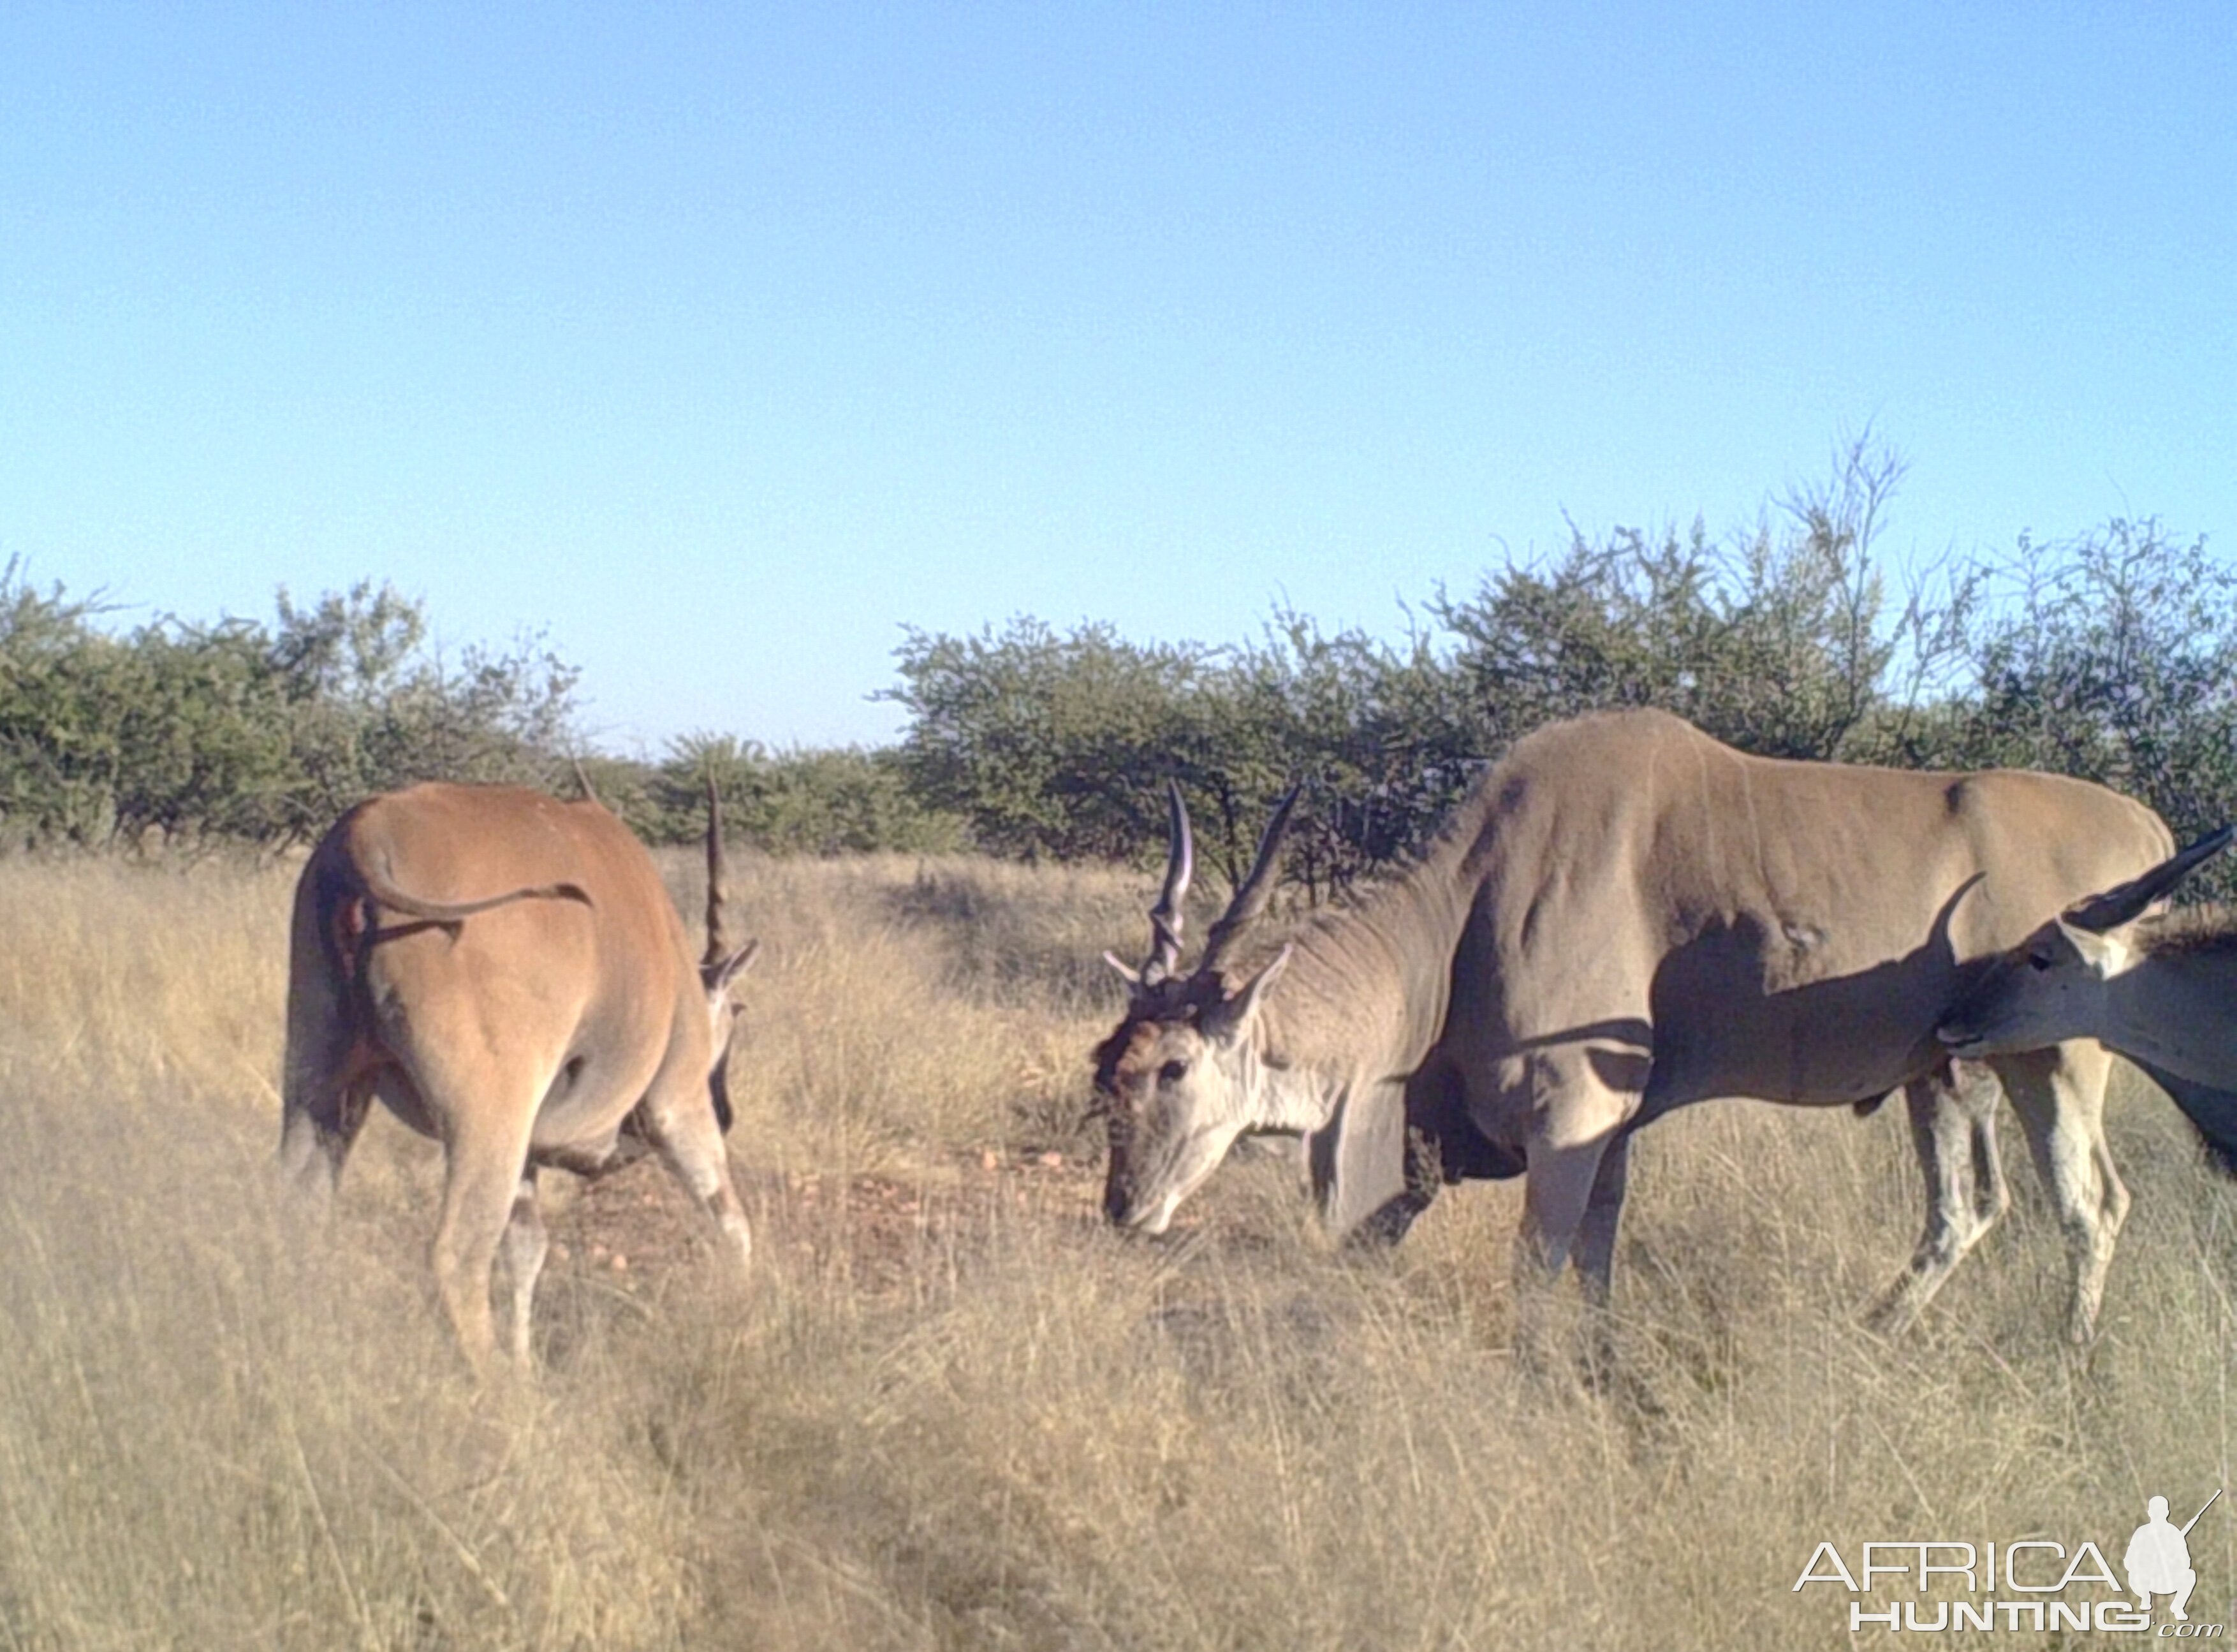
left=3, top=848, right=2234, bottom=1651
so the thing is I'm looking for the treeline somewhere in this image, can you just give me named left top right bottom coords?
left=0, top=574, right=569, bottom=849
left=886, top=445, right=2237, bottom=897
left=7, top=442, right=2234, bottom=897
left=0, top=567, right=955, bottom=857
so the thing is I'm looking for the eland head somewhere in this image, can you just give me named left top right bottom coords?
left=1092, top=782, right=1300, bottom=1233
left=1939, top=826, right=2234, bottom=1059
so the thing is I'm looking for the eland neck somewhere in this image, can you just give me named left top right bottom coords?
left=1246, top=823, right=1479, bottom=1130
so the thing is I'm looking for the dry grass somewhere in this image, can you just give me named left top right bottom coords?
left=3, top=849, right=2234, bottom=1649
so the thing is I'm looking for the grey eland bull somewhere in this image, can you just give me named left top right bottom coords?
left=1094, top=708, right=2175, bottom=1341
left=279, top=780, right=759, bottom=1370
left=1941, top=827, right=2237, bottom=1171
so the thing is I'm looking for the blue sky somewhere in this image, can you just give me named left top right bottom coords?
left=4, top=4, right=2231, bottom=751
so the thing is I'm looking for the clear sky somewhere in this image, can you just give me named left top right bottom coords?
left=4, top=4, right=2231, bottom=752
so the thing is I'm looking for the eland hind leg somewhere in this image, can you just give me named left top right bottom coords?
left=1573, top=1128, right=1632, bottom=1310
left=277, top=1069, right=374, bottom=1211
left=278, top=912, right=378, bottom=1210
left=1570, top=1126, right=1636, bottom=1386
left=398, top=1016, right=561, bottom=1373
left=277, top=1012, right=378, bottom=1215
left=1866, top=1064, right=2007, bottom=1336
left=427, top=1092, right=543, bottom=1374
left=500, top=1170, right=549, bottom=1365
left=1991, top=1039, right=2126, bottom=1345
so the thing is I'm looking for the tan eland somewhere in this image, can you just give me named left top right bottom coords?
left=1095, top=708, right=2175, bottom=1341
left=1940, top=826, right=2237, bottom=1168
left=279, top=780, right=759, bottom=1369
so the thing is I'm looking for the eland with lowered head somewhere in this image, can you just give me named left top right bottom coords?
left=279, top=778, right=758, bottom=1370
left=1094, top=708, right=2178, bottom=1341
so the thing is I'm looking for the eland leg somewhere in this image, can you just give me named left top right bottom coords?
left=1866, top=1065, right=2006, bottom=1336
left=1495, top=1043, right=1642, bottom=1374
left=277, top=951, right=375, bottom=1211
left=1963, top=1062, right=2011, bottom=1236
left=1513, top=1122, right=1619, bottom=1380
left=429, top=1099, right=541, bottom=1374
left=1573, top=1127, right=1632, bottom=1310
left=1518, top=1130, right=1618, bottom=1283
left=400, top=1024, right=554, bottom=1373
left=1510, top=1042, right=1643, bottom=1282
left=1571, top=1127, right=1634, bottom=1385
left=500, top=1169, right=549, bottom=1365
left=277, top=1069, right=374, bottom=1212
left=638, top=1074, right=752, bottom=1276
left=1992, top=1039, right=2126, bottom=1345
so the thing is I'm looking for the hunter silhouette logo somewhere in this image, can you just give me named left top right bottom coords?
left=2127, top=1491, right=2220, bottom=1623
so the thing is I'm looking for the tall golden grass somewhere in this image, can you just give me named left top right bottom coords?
left=2, top=848, right=2233, bottom=1649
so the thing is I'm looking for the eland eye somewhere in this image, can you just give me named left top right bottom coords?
left=1158, top=1058, right=1189, bottom=1085
left=2027, top=949, right=2055, bottom=973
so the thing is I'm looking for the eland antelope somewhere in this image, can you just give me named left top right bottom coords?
left=1940, top=827, right=2237, bottom=1168
left=279, top=779, right=759, bottom=1369
left=1094, top=708, right=2175, bottom=1341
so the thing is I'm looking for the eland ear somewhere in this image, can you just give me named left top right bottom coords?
left=707, top=936, right=760, bottom=995
left=2050, top=916, right=2124, bottom=975
left=1209, top=942, right=1294, bottom=1034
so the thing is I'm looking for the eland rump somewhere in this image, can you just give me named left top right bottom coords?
left=279, top=780, right=758, bottom=1369
left=1940, top=826, right=2237, bottom=1169
left=1094, top=708, right=2175, bottom=1341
